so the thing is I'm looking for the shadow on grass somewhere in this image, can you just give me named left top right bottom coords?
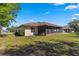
left=0, top=35, right=7, bottom=37
left=2, top=41, right=79, bottom=56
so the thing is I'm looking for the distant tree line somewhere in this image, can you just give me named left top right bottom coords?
left=68, top=19, right=79, bottom=32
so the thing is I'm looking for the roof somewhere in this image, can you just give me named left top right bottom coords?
left=22, top=22, right=61, bottom=27
left=62, top=26, right=73, bottom=29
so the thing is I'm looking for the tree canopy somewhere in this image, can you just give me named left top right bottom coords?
left=68, top=19, right=79, bottom=32
left=0, top=3, right=20, bottom=27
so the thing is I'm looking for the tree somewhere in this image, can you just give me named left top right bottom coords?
left=0, top=3, right=20, bottom=27
left=0, top=3, right=20, bottom=35
left=68, top=19, right=79, bottom=32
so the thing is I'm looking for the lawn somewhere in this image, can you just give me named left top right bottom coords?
left=0, top=33, right=79, bottom=56
left=0, top=33, right=79, bottom=47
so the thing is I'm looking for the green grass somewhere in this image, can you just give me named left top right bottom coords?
left=0, top=33, right=79, bottom=56
left=0, top=33, right=79, bottom=47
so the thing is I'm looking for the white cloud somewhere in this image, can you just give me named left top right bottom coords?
left=65, top=4, right=79, bottom=10
left=72, top=14, right=79, bottom=16
left=72, top=17, right=77, bottom=19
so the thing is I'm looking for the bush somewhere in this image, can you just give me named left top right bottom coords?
left=14, top=30, right=24, bottom=36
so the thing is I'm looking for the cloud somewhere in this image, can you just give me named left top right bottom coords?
left=72, top=14, right=79, bottom=16
left=72, top=17, right=77, bottom=19
left=71, top=13, right=79, bottom=20
left=65, top=4, right=79, bottom=10
left=53, top=3, right=65, bottom=6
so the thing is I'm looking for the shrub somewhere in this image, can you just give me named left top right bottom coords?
left=14, top=30, right=24, bottom=36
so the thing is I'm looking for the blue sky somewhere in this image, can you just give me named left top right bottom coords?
left=11, top=3, right=79, bottom=26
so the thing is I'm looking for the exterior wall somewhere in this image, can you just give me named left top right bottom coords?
left=17, top=25, right=63, bottom=36
left=46, top=28, right=62, bottom=34
left=30, top=27, right=38, bottom=35
left=46, top=29, right=55, bottom=34
left=16, top=26, right=25, bottom=36
left=25, top=29, right=33, bottom=36
left=62, top=29, right=74, bottom=33
left=34, top=27, right=38, bottom=35
left=24, top=26, right=38, bottom=36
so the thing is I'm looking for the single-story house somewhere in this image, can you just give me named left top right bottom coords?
left=0, top=26, right=8, bottom=35
left=61, top=26, right=74, bottom=33
left=16, top=22, right=62, bottom=36
left=16, top=22, right=74, bottom=36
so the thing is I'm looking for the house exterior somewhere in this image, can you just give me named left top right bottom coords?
left=0, top=26, right=8, bottom=35
left=61, top=26, right=74, bottom=33
left=16, top=22, right=62, bottom=36
left=16, top=22, right=74, bottom=36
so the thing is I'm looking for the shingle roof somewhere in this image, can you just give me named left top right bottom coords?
left=22, top=22, right=61, bottom=27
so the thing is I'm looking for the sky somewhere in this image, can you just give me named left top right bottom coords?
left=11, top=3, right=79, bottom=27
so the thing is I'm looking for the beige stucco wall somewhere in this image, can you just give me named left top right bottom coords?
left=25, top=29, right=33, bottom=36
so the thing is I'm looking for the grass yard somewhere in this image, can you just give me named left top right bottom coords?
left=0, top=33, right=79, bottom=47
left=0, top=33, right=79, bottom=56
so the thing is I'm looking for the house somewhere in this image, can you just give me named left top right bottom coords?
left=16, top=22, right=62, bottom=36
left=61, top=26, right=74, bottom=33
left=0, top=27, right=8, bottom=35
